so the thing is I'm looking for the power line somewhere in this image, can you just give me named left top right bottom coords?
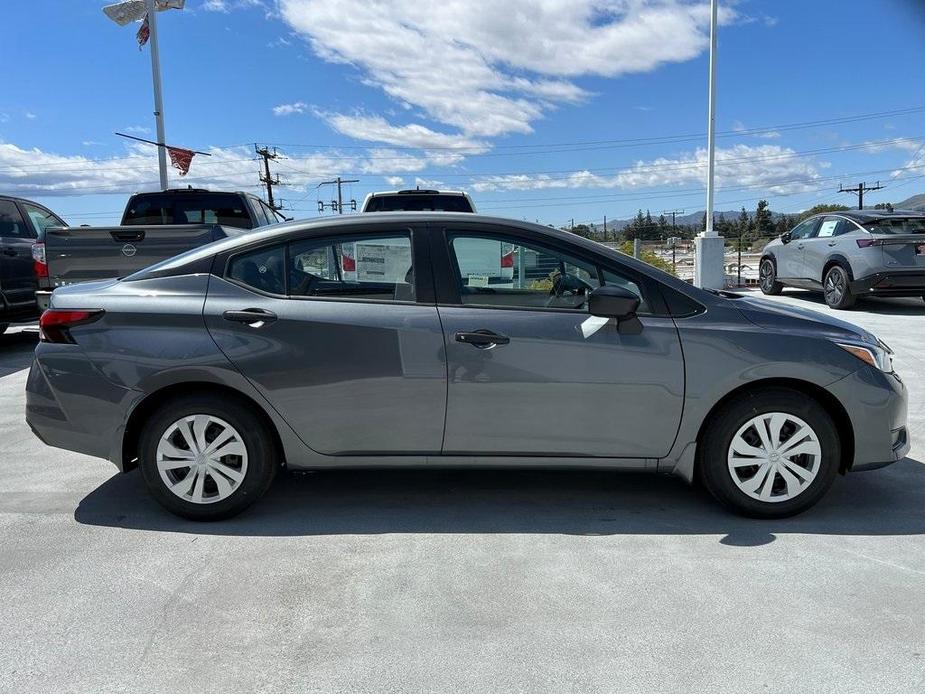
left=838, top=181, right=884, bottom=210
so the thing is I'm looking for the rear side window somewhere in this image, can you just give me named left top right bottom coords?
left=289, top=234, right=415, bottom=301
left=227, top=246, right=286, bottom=295
left=864, top=218, right=925, bottom=235
left=0, top=200, right=31, bottom=238
left=365, top=195, right=473, bottom=213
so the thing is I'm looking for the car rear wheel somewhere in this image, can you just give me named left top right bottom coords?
left=823, top=265, right=856, bottom=309
left=139, top=394, right=278, bottom=520
left=698, top=388, right=840, bottom=518
left=759, top=259, right=783, bottom=295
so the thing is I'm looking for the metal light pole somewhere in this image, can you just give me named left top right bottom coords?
left=146, top=0, right=169, bottom=190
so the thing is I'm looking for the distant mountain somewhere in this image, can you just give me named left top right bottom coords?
left=895, top=193, right=925, bottom=211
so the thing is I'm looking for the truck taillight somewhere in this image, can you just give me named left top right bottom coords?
left=342, top=252, right=356, bottom=272
left=501, top=251, right=514, bottom=268
left=39, top=310, right=104, bottom=344
left=32, top=241, right=48, bottom=278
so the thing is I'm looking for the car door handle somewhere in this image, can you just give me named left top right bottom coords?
left=827, top=241, right=837, bottom=246
left=455, top=330, right=510, bottom=348
left=796, top=243, right=805, bottom=249
left=223, top=308, right=278, bottom=326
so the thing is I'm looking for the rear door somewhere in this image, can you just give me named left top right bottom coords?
left=801, top=216, right=855, bottom=282
left=0, top=199, right=38, bottom=310
left=204, top=225, right=447, bottom=455
left=433, top=223, right=684, bottom=459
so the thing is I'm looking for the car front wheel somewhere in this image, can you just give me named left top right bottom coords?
left=759, top=259, right=783, bottom=295
left=823, top=265, right=857, bottom=309
left=698, top=388, right=840, bottom=518
left=139, top=394, right=278, bottom=520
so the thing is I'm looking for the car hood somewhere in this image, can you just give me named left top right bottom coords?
left=734, top=295, right=879, bottom=345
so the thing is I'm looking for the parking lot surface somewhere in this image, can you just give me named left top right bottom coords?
left=1, top=291, right=924, bottom=693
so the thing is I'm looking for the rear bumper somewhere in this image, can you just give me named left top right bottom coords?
left=850, top=271, right=925, bottom=297
left=25, top=346, right=138, bottom=470
left=827, top=366, right=909, bottom=472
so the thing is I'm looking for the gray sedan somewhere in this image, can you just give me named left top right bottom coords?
left=26, top=213, right=909, bottom=520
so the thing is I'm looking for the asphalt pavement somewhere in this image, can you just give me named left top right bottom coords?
left=1, top=292, right=924, bottom=693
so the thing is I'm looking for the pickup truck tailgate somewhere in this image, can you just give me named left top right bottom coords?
left=44, top=224, right=228, bottom=286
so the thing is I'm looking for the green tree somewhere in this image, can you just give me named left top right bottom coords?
left=796, top=203, right=850, bottom=222
left=618, top=241, right=675, bottom=275
left=754, top=199, right=773, bottom=235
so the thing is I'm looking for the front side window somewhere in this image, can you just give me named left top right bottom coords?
left=0, top=200, right=29, bottom=238
left=289, top=234, right=415, bottom=301
left=449, top=234, right=609, bottom=311
left=227, top=245, right=286, bottom=295
left=789, top=218, right=819, bottom=240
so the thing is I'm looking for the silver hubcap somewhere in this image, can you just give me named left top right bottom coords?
left=727, top=413, right=822, bottom=503
left=156, top=415, right=248, bottom=505
left=824, top=269, right=844, bottom=303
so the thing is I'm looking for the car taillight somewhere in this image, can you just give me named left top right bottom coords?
left=32, top=241, right=48, bottom=278
left=856, top=239, right=877, bottom=248
left=501, top=251, right=514, bottom=268
left=39, top=309, right=104, bottom=344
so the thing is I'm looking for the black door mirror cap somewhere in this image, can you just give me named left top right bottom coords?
left=588, top=286, right=642, bottom=334
left=781, top=231, right=792, bottom=244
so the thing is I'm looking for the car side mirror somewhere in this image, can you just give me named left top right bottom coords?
left=781, top=231, right=792, bottom=244
left=589, top=286, right=643, bottom=335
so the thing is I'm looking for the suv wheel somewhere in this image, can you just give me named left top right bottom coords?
left=823, top=265, right=856, bottom=309
left=139, top=395, right=278, bottom=520
left=759, top=259, right=783, bottom=295
left=698, top=388, right=840, bottom=518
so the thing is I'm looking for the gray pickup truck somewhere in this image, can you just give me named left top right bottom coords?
left=36, top=189, right=279, bottom=309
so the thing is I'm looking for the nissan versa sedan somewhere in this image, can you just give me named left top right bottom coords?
left=759, top=209, right=925, bottom=309
left=26, top=213, right=909, bottom=520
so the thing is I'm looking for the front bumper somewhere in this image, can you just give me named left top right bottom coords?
left=827, top=365, right=909, bottom=472
left=850, top=271, right=925, bottom=297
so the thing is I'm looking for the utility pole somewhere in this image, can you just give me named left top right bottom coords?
left=603, top=215, right=607, bottom=242
left=839, top=181, right=884, bottom=210
left=318, top=177, right=360, bottom=214
left=255, top=145, right=285, bottom=211
left=663, top=209, right=684, bottom=272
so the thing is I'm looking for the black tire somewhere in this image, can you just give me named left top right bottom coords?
left=698, top=388, right=840, bottom=518
left=822, top=264, right=856, bottom=309
left=139, top=394, right=278, bottom=520
left=759, top=258, right=783, bottom=295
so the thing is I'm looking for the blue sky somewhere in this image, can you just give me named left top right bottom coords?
left=1, top=0, right=924, bottom=226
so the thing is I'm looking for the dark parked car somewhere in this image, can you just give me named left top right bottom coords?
left=362, top=188, right=476, bottom=212
left=759, top=209, right=925, bottom=308
left=0, top=195, right=66, bottom=333
left=35, top=188, right=281, bottom=309
left=26, top=213, right=908, bottom=520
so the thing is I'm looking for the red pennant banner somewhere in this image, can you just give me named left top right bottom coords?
left=167, top=146, right=195, bottom=176
left=136, top=13, right=150, bottom=48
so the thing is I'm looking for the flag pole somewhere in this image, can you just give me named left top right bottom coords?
left=146, top=0, right=169, bottom=190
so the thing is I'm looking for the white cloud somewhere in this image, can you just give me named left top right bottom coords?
left=862, top=137, right=923, bottom=154
left=383, top=176, right=404, bottom=187
left=279, top=0, right=737, bottom=142
left=203, top=0, right=265, bottom=12
left=322, top=112, right=488, bottom=152
left=24, top=112, right=37, bottom=120
left=124, top=125, right=151, bottom=134
left=472, top=144, right=822, bottom=195
left=273, top=101, right=308, bottom=116
left=731, top=120, right=779, bottom=138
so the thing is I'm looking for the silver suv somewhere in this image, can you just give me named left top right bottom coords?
left=759, top=210, right=925, bottom=309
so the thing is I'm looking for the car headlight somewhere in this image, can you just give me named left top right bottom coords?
left=836, top=341, right=893, bottom=372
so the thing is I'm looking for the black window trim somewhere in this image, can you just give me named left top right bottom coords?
left=432, top=222, right=669, bottom=317
left=219, top=225, right=435, bottom=306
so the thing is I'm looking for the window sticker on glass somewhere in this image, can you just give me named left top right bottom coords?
left=818, top=220, right=839, bottom=238
left=467, top=274, right=490, bottom=287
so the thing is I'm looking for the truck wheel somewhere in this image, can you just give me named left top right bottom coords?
left=138, top=394, right=278, bottom=520
left=759, top=259, right=783, bottom=295
left=698, top=388, right=840, bottom=518
left=823, top=265, right=856, bottom=309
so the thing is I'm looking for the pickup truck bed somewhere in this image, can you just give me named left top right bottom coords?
left=37, top=223, right=250, bottom=308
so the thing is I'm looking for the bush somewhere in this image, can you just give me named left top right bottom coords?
left=618, top=241, right=676, bottom=276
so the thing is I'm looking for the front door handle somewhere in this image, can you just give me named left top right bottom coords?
left=455, top=330, right=510, bottom=348
left=223, top=308, right=278, bottom=326
left=796, top=243, right=805, bottom=249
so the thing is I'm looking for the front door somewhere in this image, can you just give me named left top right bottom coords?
left=204, top=228, right=447, bottom=455
left=0, top=200, right=37, bottom=310
left=777, top=217, right=820, bottom=279
left=436, top=227, right=684, bottom=459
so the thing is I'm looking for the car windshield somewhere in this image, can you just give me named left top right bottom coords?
left=864, top=217, right=925, bottom=234
left=365, top=195, right=473, bottom=212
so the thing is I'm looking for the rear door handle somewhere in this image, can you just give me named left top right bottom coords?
left=827, top=241, right=837, bottom=246
left=223, top=308, right=278, bottom=326
left=455, top=330, right=510, bottom=348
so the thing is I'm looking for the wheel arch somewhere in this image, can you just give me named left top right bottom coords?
left=822, top=253, right=854, bottom=283
left=121, top=382, right=286, bottom=473
left=693, top=377, right=855, bottom=477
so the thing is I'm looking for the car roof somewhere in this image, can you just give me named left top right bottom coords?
left=822, top=209, right=925, bottom=223
left=365, top=189, right=469, bottom=197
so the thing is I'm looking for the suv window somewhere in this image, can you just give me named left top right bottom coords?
left=365, top=194, right=473, bottom=213
left=227, top=245, right=286, bottom=295
left=289, top=233, right=415, bottom=301
left=863, top=217, right=925, bottom=235
left=817, top=216, right=858, bottom=238
left=789, top=218, right=820, bottom=240
left=22, top=203, right=65, bottom=235
left=448, top=233, right=648, bottom=312
left=0, top=200, right=30, bottom=238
